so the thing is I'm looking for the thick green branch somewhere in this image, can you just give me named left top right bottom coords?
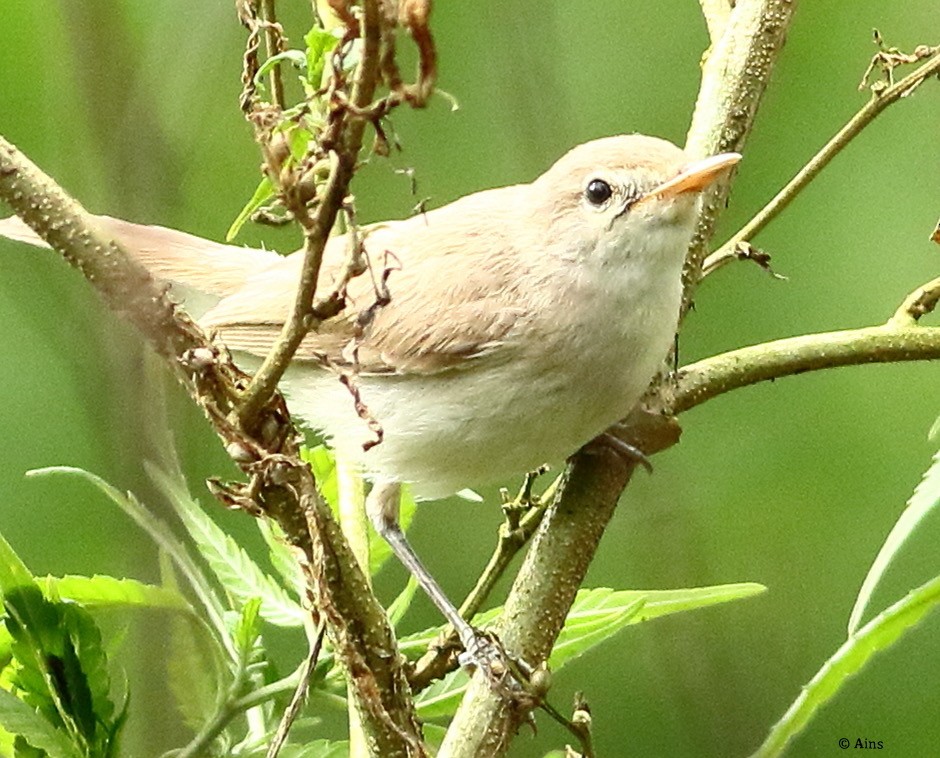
left=671, top=324, right=940, bottom=415
left=682, top=0, right=799, bottom=307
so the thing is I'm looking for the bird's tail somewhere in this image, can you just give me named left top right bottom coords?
left=0, top=213, right=282, bottom=305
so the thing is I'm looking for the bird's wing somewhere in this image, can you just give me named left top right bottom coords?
left=201, top=186, right=532, bottom=375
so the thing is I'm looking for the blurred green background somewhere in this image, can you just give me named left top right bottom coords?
left=0, top=1, right=938, bottom=755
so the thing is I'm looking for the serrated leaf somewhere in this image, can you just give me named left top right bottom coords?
left=548, top=596, right=644, bottom=670
left=848, top=444, right=940, bottom=634
left=386, top=577, right=419, bottom=629
left=26, top=467, right=226, bottom=644
left=302, top=446, right=340, bottom=511
left=0, top=689, right=80, bottom=758
left=150, top=468, right=305, bottom=627
left=399, top=583, right=766, bottom=660
left=226, top=176, right=275, bottom=241
left=167, top=613, right=219, bottom=734
left=0, top=532, right=35, bottom=595
left=39, top=576, right=189, bottom=613
left=3, top=586, right=121, bottom=753
left=257, top=519, right=304, bottom=596
left=406, top=583, right=765, bottom=717
left=414, top=668, right=469, bottom=720
left=304, top=26, right=339, bottom=87
left=234, top=598, right=263, bottom=659
left=754, top=573, right=940, bottom=758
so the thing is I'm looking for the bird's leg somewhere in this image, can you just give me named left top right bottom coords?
left=580, top=424, right=654, bottom=473
left=366, top=479, right=511, bottom=676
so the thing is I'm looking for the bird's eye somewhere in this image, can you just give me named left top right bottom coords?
left=584, top=178, right=613, bottom=206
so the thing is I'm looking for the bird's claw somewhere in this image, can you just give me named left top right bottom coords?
left=457, top=629, right=532, bottom=696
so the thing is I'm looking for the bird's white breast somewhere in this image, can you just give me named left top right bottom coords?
left=278, top=223, right=687, bottom=500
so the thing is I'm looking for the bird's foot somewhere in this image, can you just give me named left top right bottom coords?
left=457, top=628, right=533, bottom=695
left=581, top=430, right=653, bottom=473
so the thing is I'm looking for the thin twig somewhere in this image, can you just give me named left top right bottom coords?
left=261, top=0, right=287, bottom=110
left=889, top=275, right=940, bottom=327
left=237, top=0, right=384, bottom=428
left=460, top=475, right=559, bottom=621
left=703, top=48, right=940, bottom=277
left=266, top=621, right=325, bottom=758
left=409, top=476, right=559, bottom=690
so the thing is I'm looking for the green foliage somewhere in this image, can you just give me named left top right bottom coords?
left=408, top=583, right=766, bottom=719
left=755, top=573, right=940, bottom=758
left=303, top=27, right=340, bottom=90
left=0, top=584, right=125, bottom=757
left=226, top=177, right=275, bottom=242
left=755, top=432, right=940, bottom=757
left=4, top=445, right=776, bottom=753
left=38, top=576, right=189, bottom=613
left=302, top=445, right=417, bottom=577
left=149, top=467, right=305, bottom=628
left=849, top=440, right=940, bottom=632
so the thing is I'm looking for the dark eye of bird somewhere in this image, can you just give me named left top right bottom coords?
left=584, top=178, right=613, bottom=206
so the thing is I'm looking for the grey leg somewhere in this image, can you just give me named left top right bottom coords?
left=366, top=479, right=478, bottom=652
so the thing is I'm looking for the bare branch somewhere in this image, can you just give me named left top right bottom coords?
left=704, top=47, right=940, bottom=277
left=237, top=0, right=385, bottom=427
left=671, top=324, right=940, bottom=416
left=699, top=0, right=732, bottom=45
left=682, top=0, right=799, bottom=307
left=890, top=276, right=940, bottom=327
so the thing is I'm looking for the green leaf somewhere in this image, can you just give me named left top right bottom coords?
left=303, top=26, right=339, bottom=87
left=386, top=577, right=419, bottom=629
left=407, top=583, right=765, bottom=718
left=256, top=519, right=304, bottom=596
left=28, top=467, right=233, bottom=662
left=548, top=596, right=644, bottom=670
left=150, top=467, right=305, bottom=627
left=38, top=576, right=189, bottom=613
left=226, top=176, right=275, bottom=242
left=234, top=598, right=263, bottom=660
left=414, top=668, right=469, bottom=720
left=3, top=586, right=122, bottom=754
left=167, top=613, right=219, bottom=734
left=302, top=446, right=340, bottom=511
left=399, top=583, right=767, bottom=661
left=848, top=443, right=940, bottom=634
left=0, top=689, right=80, bottom=758
left=255, top=49, right=307, bottom=84
left=754, top=573, right=940, bottom=758
left=0, top=532, right=35, bottom=595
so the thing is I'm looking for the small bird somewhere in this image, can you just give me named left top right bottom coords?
left=0, top=135, right=739, bottom=660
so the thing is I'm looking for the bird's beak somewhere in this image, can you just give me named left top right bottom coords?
left=637, top=152, right=742, bottom=205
